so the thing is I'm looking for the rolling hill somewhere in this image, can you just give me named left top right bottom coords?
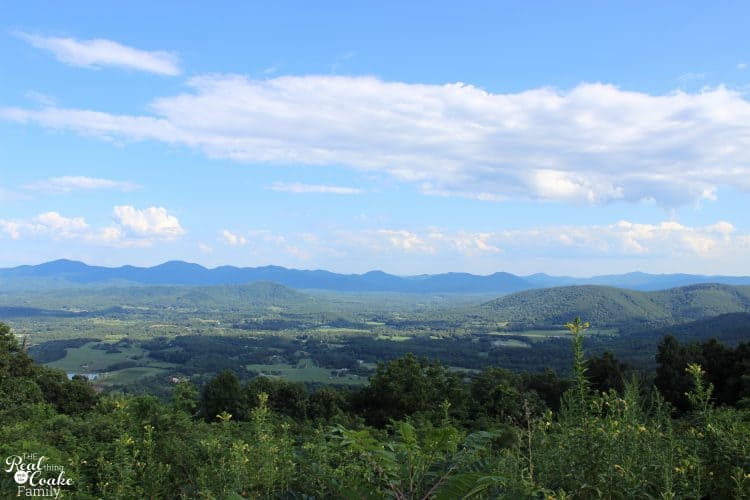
left=480, top=283, right=750, bottom=326
left=0, top=282, right=321, bottom=315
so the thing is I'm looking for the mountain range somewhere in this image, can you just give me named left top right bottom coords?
left=2, top=259, right=750, bottom=293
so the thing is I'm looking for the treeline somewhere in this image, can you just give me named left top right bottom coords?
left=2, top=321, right=749, bottom=498
left=198, top=356, right=571, bottom=430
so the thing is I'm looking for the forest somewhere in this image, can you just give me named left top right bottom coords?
left=1, top=318, right=749, bottom=499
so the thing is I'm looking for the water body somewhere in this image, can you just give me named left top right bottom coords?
left=66, top=373, right=99, bottom=380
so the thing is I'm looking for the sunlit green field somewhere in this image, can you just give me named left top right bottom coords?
left=491, top=338, right=531, bottom=348
left=488, top=327, right=618, bottom=343
left=376, top=335, right=413, bottom=342
left=45, top=342, right=177, bottom=385
left=47, top=343, right=147, bottom=372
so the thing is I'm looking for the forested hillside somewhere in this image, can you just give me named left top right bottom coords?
left=482, top=283, right=750, bottom=326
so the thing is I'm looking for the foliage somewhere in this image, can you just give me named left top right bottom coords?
left=1, top=320, right=749, bottom=498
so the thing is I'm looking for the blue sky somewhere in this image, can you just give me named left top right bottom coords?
left=2, top=1, right=750, bottom=276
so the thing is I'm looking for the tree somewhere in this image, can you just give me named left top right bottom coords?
left=469, top=367, right=522, bottom=423
left=0, top=321, right=34, bottom=378
left=243, top=376, right=308, bottom=420
left=199, top=370, right=243, bottom=421
left=354, top=354, right=467, bottom=427
left=585, top=351, right=629, bottom=394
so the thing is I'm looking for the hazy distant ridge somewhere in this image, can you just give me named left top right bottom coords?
left=2, top=259, right=750, bottom=293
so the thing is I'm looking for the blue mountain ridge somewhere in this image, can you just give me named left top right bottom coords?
left=2, top=259, right=750, bottom=293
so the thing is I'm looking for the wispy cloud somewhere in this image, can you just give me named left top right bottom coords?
left=14, top=31, right=181, bottom=75
left=677, top=72, right=706, bottom=82
left=5, top=75, right=750, bottom=206
left=330, top=51, right=355, bottom=73
left=23, top=176, right=140, bottom=193
left=0, top=187, right=29, bottom=202
left=269, top=182, right=363, bottom=195
left=738, top=62, right=748, bottom=71
left=24, top=90, right=57, bottom=106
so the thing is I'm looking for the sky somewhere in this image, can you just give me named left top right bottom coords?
left=1, top=1, right=750, bottom=276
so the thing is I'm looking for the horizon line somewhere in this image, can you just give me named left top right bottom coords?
left=3, top=258, right=750, bottom=280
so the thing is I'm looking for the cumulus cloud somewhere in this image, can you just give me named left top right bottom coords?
left=377, top=229, right=436, bottom=254
left=4, top=76, right=750, bottom=205
left=0, top=206, right=184, bottom=246
left=15, top=31, right=181, bottom=75
left=0, top=220, right=22, bottom=239
left=268, top=182, right=363, bottom=194
left=0, top=212, right=88, bottom=240
left=34, top=211, right=89, bottom=237
left=220, top=229, right=247, bottom=246
left=113, top=206, right=184, bottom=239
left=24, top=176, right=140, bottom=193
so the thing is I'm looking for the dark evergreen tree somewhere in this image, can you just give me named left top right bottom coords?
left=585, top=351, right=629, bottom=394
left=199, top=370, right=243, bottom=421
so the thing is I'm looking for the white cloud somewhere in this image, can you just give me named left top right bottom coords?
left=15, top=31, right=180, bottom=75
left=269, top=182, right=363, bottom=195
left=428, top=230, right=503, bottom=256
left=498, top=219, right=739, bottom=259
left=198, top=243, right=214, bottom=254
left=738, top=63, right=748, bottom=71
left=333, top=220, right=746, bottom=260
left=0, top=221, right=22, bottom=239
left=5, top=76, right=750, bottom=205
left=34, top=211, right=89, bottom=237
left=113, top=206, right=184, bottom=239
left=24, top=176, right=140, bottom=193
left=377, top=229, right=436, bottom=254
left=0, top=206, right=184, bottom=247
left=220, top=230, right=247, bottom=246
left=0, top=211, right=88, bottom=240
